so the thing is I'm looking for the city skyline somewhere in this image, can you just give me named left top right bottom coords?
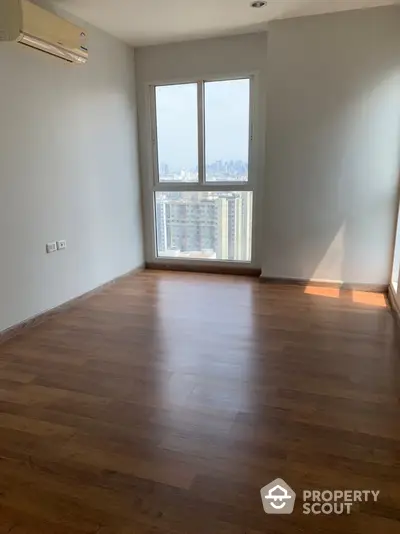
left=159, top=158, right=248, bottom=180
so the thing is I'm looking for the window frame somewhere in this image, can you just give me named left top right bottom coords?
left=146, top=72, right=260, bottom=268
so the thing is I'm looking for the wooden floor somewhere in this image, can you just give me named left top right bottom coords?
left=0, top=270, right=399, bottom=533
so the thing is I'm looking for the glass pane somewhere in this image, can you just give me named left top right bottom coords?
left=155, top=84, right=198, bottom=183
left=205, top=79, right=250, bottom=183
left=155, top=191, right=252, bottom=262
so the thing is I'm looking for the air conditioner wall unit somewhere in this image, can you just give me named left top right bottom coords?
left=0, top=0, right=88, bottom=64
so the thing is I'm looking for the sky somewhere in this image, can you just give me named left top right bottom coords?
left=156, top=79, right=250, bottom=171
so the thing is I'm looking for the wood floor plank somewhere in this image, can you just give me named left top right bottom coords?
left=0, top=270, right=399, bottom=532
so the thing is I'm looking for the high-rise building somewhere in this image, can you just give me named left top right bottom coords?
left=155, top=191, right=252, bottom=261
left=155, top=200, right=167, bottom=253
left=216, top=194, right=252, bottom=261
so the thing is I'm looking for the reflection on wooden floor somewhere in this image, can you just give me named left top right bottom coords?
left=0, top=270, right=398, bottom=533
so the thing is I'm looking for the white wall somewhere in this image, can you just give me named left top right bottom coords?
left=135, top=33, right=268, bottom=266
left=264, top=6, right=400, bottom=285
left=0, top=15, right=143, bottom=332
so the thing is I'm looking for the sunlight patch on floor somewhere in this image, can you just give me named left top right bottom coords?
left=304, top=286, right=340, bottom=298
left=304, top=285, right=387, bottom=308
left=351, top=291, right=387, bottom=308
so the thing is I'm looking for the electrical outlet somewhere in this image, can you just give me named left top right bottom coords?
left=46, top=242, right=57, bottom=254
left=57, top=240, right=67, bottom=250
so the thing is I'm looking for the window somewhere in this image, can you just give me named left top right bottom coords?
left=150, top=76, right=255, bottom=264
left=155, top=84, right=198, bottom=183
left=205, top=79, right=250, bottom=182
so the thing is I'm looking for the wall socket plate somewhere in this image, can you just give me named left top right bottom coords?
left=46, top=242, right=57, bottom=254
left=57, top=240, right=67, bottom=250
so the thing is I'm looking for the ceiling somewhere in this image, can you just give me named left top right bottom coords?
left=50, top=0, right=398, bottom=47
